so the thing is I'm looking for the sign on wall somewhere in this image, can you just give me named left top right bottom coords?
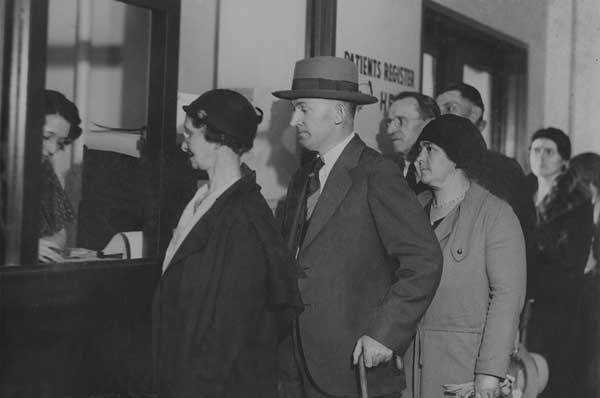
left=336, top=0, right=422, bottom=153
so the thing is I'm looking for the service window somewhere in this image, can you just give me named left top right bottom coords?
left=1, top=0, right=181, bottom=266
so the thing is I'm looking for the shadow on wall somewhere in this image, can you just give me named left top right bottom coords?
left=375, top=116, right=394, bottom=156
left=262, top=99, right=299, bottom=189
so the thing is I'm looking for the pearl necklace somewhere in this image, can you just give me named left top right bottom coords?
left=432, top=191, right=466, bottom=209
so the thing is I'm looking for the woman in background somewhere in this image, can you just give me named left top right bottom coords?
left=526, top=128, right=593, bottom=398
left=402, top=115, right=526, bottom=398
left=39, top=90, right=82, bottom=262
left=153, top=89, right=302, bottom=398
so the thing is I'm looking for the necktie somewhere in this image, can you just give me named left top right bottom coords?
left=287, top=156, right=325, bottom=257
left=305, top=156, right=325, bottom=220
left=405, top=162, right=418, bottom=188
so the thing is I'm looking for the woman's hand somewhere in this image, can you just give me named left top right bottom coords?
left=38, top=238, right=64, bottom=263
left=474, top=374, right=500, bottom=398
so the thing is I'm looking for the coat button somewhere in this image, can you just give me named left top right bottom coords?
left=457, top=248, right=463, bottom=254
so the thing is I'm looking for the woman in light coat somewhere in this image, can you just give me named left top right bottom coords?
left=402, top=115, right=526, bottom=398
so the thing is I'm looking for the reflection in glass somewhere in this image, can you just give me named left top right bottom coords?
left=40, top=0, right=151, bottom=263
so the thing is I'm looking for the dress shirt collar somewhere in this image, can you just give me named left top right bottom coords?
left=319, top=133, right=355, bottom=190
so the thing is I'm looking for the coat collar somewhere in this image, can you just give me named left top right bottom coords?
left=419, top=182, right=490, bottom=261
left=167, top=172, right=257, bottom=268
left=301, top=135, right=364, bottom=250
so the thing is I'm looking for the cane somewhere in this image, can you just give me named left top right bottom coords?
left=358, top=353, right=368, bottom=398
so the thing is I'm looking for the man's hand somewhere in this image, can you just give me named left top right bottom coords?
left=474, top=374, right=500, bottom=398
left=352, top=335, right=393, bottom=368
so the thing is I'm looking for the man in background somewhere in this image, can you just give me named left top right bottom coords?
left=436, top=82, right=537, bottom=300
left=385, top=92, right=439, bottom=193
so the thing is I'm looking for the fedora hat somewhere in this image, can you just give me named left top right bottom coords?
left=273, top=56, right=377, bottom=105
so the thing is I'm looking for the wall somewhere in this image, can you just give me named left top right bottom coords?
left=570, top=0, right=600, bottom=155
left=433, top=0, right=600, bottom=156
left=179, top=0, right=306, bottom=208
left=432, top=0, right=548, bottom=163
left=336, top=0, right=422, bottom=153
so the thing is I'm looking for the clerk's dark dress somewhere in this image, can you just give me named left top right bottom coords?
left=153, top=171, right=303, bottom=398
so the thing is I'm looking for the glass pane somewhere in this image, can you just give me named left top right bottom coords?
left=39, top=0, right=151, bottom=263
left=422, top=53, right=435, bottom=97
left=463, top=64, right=492, bottom=146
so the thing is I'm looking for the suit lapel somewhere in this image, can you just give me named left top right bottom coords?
left=301, top=135, right=363, bottom=250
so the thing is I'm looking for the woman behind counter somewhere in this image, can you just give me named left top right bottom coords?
left=39, top=90, right=82, bottom=263
left=153, top=89, right=302, bottom=398
left=403, top=115, right=526, bottom=398
left=526, top=128, right=593, bottom=398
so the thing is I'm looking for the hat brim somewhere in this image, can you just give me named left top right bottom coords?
left=272, top=89, right=377, bottom=105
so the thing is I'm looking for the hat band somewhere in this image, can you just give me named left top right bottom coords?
left=291, top=77, right=359, bottom=92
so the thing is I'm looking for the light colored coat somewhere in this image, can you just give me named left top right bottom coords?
left=403, top=182, right=526, bottom=398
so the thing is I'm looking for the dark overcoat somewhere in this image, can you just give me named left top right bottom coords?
left=153, top=173, right=303, bottom=398
left=279, top=135, right=443, bottom=397
left=526, top=175, right=593, bottom=397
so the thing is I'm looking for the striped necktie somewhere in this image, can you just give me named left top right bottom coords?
left=305, top=156, right=324, bottom=220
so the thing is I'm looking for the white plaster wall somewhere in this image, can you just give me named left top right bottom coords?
left=570, top=0, right=600, bottom=155
left=543, top=0, right=573, bottom=132
left=217, top=0, right=306, bottom=208
left=178, top=0, right=218, bottom=95
left=336, top=0, right=422, bottom=153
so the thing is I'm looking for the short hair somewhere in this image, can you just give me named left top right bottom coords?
left=44, top=89, right=82, bottom=141
left=196, top=124, right=252, bottom=156
left=439, top=83, right=485, bottom=115
left=390, top=91, right=440, bottom=120
left=530, top=127, right=571, bottom=160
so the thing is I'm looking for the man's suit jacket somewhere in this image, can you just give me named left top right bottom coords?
left=280, top=135, right=443, bottom=397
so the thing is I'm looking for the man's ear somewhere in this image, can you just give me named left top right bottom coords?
left=470, top=106, right=486, bottom=132
left=334, top=102, right=346, bottom=125
left=477, top=119, right=487, bottom=132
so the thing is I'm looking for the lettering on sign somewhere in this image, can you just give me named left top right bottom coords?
left=344, top=51, right=415, bottom=114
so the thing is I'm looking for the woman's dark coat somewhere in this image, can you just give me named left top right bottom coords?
left=526, top=174, right=593, bottom=397
left=153, top=174, right=302, bottom=398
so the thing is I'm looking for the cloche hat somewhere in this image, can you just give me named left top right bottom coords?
left=182, top=89, right=263, bottom=148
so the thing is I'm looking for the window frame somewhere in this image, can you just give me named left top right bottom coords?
left=1, top=0, right=181, bottom=267
left=421, top=0, right=528, bottom=158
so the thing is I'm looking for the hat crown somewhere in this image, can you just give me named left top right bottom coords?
left=272, top=56, right=377, bottom=105
left=293, top=56, right=358, bottom=83
left=183, top=89, right=260, bottom=147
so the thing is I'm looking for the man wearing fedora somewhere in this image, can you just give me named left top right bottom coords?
left=274, top=56, right=442, bottom=397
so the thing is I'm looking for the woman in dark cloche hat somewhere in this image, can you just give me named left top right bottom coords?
left=402, top=114, right=526, bottom=398
left=153, top=89, right=303, bottom=398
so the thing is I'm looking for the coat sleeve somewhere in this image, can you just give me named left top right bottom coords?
left=184, top=216, right=269, bottom=396
left=365, top=159, right=443, bottom=354
left=475, top=202, right=526, bottom=377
